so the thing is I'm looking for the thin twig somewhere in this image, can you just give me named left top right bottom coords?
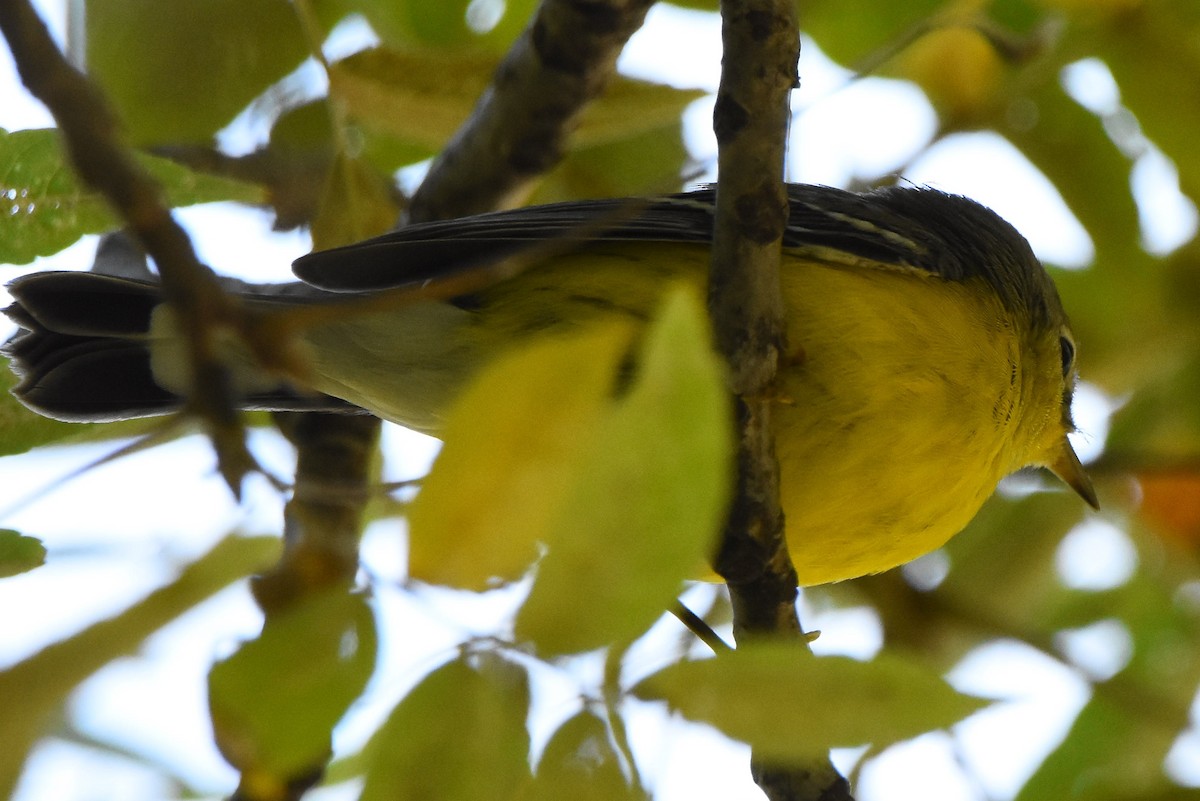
left=0, top=0, right=254, bottom=492
left=672, top=602, right=733, bottom=653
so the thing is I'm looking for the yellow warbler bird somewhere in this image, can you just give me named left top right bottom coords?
left=3, top=184, right=1097, bottom=585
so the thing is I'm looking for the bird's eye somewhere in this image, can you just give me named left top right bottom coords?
left=1059, top=335, right=1076, bottom=377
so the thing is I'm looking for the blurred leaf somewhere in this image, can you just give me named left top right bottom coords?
left=1016, top=694, right=1185, bottom=801
left=939, top=490, right=1089, bottom=630
left=0, top=534, right=278, bottom=798
left=329, top=48, right=703, bottom=157
left=529, top=711, right=647, bottom=801
left=1095, top=2, right=1200, bottom=199
left=208, top=589, right=377, bottom=779
left=342, top=0, right=540, bottom=53
left=269, top=99, right=432, bottom=175
left=389, top=0, right=478, bottom=47
left=633, top=642, right=989, bottom=760
left=660, top=0, right=718, bottom=11
left=87, top=0, right=307, bottom=144
left=896, top=25, right=1005, bottom=127
left=1092, top=557, right=1200, bottom=705
left=0, top=530, right=45, bottom=578
left=1137, top=471, right=1200, bottom=547
left=469, top=0, right=541, bottom=51
left=408, top=319, right=636, bottom=590
left=573, top=80, right=705, bottom=149
left=1106, top=353, right=1200, bottom=462
left=268, top=100, right=336, bottom=154
left=800, top=0, right=944, bottom=67
left=328, top=48, right=493, bottom=150
left=1012, top=515, right=1200, bottom=800
left=410, top=287, right=729, bottom=656
left=531, top=121, right=694, bottom=203
left=310, top=153, right=400, bottom=249
left=0, top=128, right=263, bottom=264
left=514, top=287, right=731, bottom=655
left=1004, top=83, right=1141, bottom=265
left=359, top=654, right=532, bottom=801
left=136, top=151, right=266, bottom=208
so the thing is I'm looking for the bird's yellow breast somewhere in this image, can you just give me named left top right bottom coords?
left=774, top=263, right=1024, bottom=583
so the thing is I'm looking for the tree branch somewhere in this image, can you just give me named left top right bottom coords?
left=0, top=0, right=255, bottom=491
left=406, top=0, right=655, bottom=223
left=707, top=0, right=854, bottom=798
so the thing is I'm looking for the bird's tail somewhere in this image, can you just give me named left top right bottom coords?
left=4, top=271, right=353, bottom=423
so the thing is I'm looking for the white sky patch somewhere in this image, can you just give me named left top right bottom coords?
left=905, top=132, right=1096, bottom=269
left=1054, top=618, right=1134, bottom=681
left=949, top=640, right=1091, bottom=799
left=1056, top=519, right=1139, bottom=591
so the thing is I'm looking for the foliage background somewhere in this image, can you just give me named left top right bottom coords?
left=1, top=0, right=1200, bottom=799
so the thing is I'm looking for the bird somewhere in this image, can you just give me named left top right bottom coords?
left=3, top=183, right=1097, bottom=585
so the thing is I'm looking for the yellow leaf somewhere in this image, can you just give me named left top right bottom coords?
left=407, top=320, right=637, bottom=589
left=514, top=287, right=732, bottom=654
left=310, top=153, right=399, bottom=251
left=899, top=25, right=1002, bottom=125
left=633, top=643, right=990, bottom=759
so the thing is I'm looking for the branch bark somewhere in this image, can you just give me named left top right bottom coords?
left=0, top=0, right=254, bottom=491
left=406, top=0, right=655, bottom=223
left=707, top=1, right=854, bottom=798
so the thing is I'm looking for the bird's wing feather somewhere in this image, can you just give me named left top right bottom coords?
left=292, top=185, right=1042, bottom=319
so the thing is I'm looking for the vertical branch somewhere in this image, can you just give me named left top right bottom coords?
left=251, top=413, right=380, bottom=611
left=708, top=1, right=854, bottom=799
left=709, top=0, right=799, bottom=638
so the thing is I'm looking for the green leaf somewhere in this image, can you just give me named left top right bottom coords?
left=1015, top=694, right=1183, bottom=801
left=359, top=654, right=532, bottom=801
left=800, top=0, right=945, bottom=68
left=0, top=128, right=263, bottom=264
left=408, top=319, right=635, bottom=589
left=208, top=589, right=377, bottom=779
left=1106, top=352, right=1200, bottom=462
left=328, top=48, right=704, bottom=156
left=310, top=153, right=400, bottom=250
left=344, top=0, right=538, bottom=53
left=514, top=287, right=731, bottom=655
left=87, top=0, right=308, bottom=144
left=660, top=0, right=718, bottom=11
left=573, top=79, right=705, bottom=149
left=409, top=287, right=730, bottom=655
left=269, top=99, right=433, bottom=175
left=529, top=711, right=647, bottom=801
left=0, top=533, right=278, bottom=799
left=1096, top=1, right=1200, bottom=203
left=0, top=530, right=45, bottom=578
left=377, top=0, right=477, bottom=48
left=946, top=494, right=1082, bottom=603
left=328, top=48, right=495, bottom=150
left=530, top=122, right=693, bottom=204
left=632, top=643, right=989, bottom=759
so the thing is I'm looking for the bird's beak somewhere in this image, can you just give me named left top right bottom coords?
left=1050, top=438, right=1099, bottom=510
